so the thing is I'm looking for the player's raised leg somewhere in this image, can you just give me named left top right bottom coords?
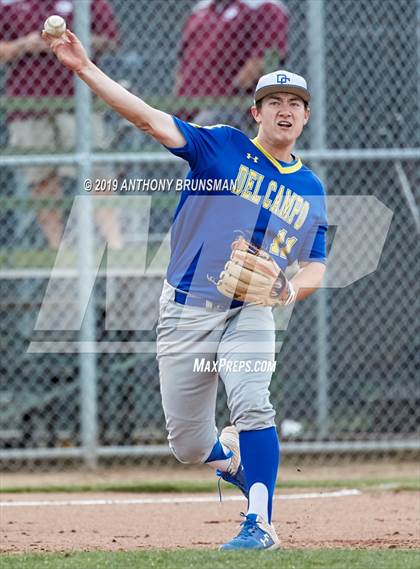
left=157, top=282, right=234, bottom=467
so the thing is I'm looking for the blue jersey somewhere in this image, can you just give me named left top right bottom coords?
left=165, top=117, right=328, bottom=304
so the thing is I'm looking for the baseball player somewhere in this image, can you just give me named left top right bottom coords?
left=43, top=29, right=327, bottom=550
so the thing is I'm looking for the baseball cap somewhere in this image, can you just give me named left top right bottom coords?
left=254, top=70, right=310, bottom=104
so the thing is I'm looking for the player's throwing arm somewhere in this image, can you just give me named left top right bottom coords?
left=42, top=22, right=184, bottom=148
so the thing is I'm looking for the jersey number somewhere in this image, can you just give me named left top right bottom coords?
left=269, top=229, right=297, bottom=259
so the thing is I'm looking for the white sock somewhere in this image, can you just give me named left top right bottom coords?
left=205, top=444, right=232, bottom=472
left=247, top=482, right=269, bottom=522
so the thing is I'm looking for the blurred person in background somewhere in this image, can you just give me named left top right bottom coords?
left=176, top=0, right=288, bottom=129
left=0, top=0, right=123, bottom=249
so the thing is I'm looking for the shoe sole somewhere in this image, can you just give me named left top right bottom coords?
left=219, top=541, right=281, bottom=551
left=219, top=426, right=241, bottom=475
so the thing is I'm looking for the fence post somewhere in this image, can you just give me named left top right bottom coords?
left=307, top=0, right=329, bottom=439
left=74, top=0, right=98, bottom=468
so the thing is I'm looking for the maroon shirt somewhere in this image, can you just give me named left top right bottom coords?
left=178, top=0, right=288, bottom=97
left=0, top=0, right=118, bottom=99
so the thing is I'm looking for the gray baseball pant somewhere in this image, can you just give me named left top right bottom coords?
left=157, top=281, right=276, bottom=465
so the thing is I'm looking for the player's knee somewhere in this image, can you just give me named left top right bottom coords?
left=165, top=421, right=216, bottom=464
left=169, top=441, right=208, bottom=465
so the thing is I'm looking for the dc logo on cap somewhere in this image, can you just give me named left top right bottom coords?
left=276, top=73, right=291, bottom=84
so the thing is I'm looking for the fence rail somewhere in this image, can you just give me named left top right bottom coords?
left=1, top=148, right=420, bottom=167
left=2, top=439, right=420, bottom=463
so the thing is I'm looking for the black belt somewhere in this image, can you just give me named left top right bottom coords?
left=174, top=289, right=243, bottom=311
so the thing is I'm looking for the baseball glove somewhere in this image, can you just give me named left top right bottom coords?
left=214, top=236, right=296, bottom=306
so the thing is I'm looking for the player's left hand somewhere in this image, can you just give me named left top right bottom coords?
left=215, top=236, right=296, bottom=306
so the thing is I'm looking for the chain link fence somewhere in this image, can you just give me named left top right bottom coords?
left=0, top=0, right=419, bottom=470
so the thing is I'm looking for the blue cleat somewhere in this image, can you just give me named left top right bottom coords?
left=217, top=463, right=248, bottom=499
left=217, top=426, right=249, bottom=499
left=220, top=513, right=280, bottom=551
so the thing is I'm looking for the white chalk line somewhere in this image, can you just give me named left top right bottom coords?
left=0, top=489, right=361, bottom=508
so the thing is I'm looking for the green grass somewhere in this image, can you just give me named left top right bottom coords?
left=2, top=550, right=420, bottom=569
left=1, top=476, right=419, bottom=494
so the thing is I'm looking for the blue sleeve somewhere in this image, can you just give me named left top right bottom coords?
left=298, top=179, right=328, bottom=263
left=165, top=116, right=232, bottom=171
left=298, top=222, right=328, bottom=263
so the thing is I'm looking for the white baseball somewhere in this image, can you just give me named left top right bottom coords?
left=43, top=15, right=67, bottom=38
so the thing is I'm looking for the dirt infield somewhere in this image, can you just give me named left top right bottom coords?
left=1, top=489, right=419, bottom=553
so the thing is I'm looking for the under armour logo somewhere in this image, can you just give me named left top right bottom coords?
left=260, top=534, right=271, bottom=546
left=246, top=153, right=259, bottom=163
left=277, top=73, right=291, bottom=84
